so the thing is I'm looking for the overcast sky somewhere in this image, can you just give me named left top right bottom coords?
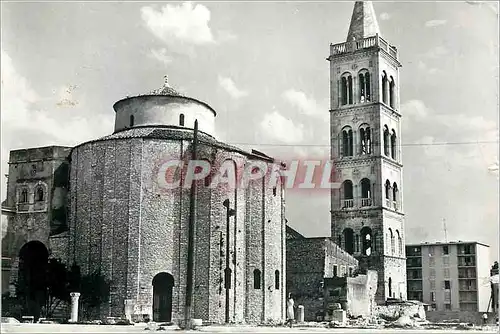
left=1, top=1, right=498, bottom=261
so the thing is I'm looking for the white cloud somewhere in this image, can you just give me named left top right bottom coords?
left=149, top=48, right=173, bottom=66
left=423, top=45, right=449, bottom=59
left=417, top=61, right=442, bottom=75
left=1, top=50, right=113, bottom=201
left=218, top=76, right=248, bottom=99
left=380, top=12, right=391, bottom=21
left=259, top=110, right=304, bottom=144
left=425, top=19, right=447, bottom=27
left=141, top=2, right=215, bottom=45
left=282, top=89, right=323, bottom=116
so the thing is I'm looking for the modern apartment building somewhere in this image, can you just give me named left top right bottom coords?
left=406, top=241, right=491, bottom=312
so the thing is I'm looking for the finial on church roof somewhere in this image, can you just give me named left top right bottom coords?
left=150, top=75, right=182, bottom=96
left=346, top=1, right=381, bottom=42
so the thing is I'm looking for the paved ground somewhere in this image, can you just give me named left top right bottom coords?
left=1, top=323, right=499, bottom=333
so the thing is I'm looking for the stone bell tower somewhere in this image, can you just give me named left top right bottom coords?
left=327, top=1, right=406, bottom=303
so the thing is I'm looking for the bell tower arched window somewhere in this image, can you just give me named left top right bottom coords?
left=35, top=186, right=44, bottom=202
left=342, top=180, right=354, bottom=208
left=358, top=70, right=371, bottom=103
left=129, top=115, right=135, bottom=127
left=361, top=226, right=373, bottom=256
left=341, top=127, right=354, bottom=157
left=389, top=76, right=395, bottom=108
left=20, top=188, right=28, bottom=203
left=341, top=73, right=353, bottom=106
left=392, top=182, right=399, bottom=210
left=359, top=124, right=372, bottom=154
left=391, top=130, right=397, bottom=159
left=385, top=180, right=391, bottom=201
left=383, top=126, right=390, bottom=156
left=360, top=178, right=372, bottom=207
left=343, top=228, right=355, bottom=254
left=389, top=228, right=395, bottom=255
left=179, top=113, right=185, bottom=126
left=382, top=71, right=388, bottom=104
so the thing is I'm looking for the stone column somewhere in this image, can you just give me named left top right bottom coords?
left=297, top=305, right=304, bottom=323
left=69, top=292, right=81, bottom=323
left=124, top=299, right=134, bottom=323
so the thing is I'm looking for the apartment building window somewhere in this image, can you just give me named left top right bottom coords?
left=430, top=291, right=436, bottom=302
left=443, top=257, right=450, bottom=266
left=443, top=245, right=449, bottom=255
left=444, top=280, right=451, bottom=290
left=428, top=246, right=435, bottom=256
left=445, top=304, right=451, bottom=311
left=430, top=280, right=436, bottom=290
left=444, top=268, right=450, bottom=279
left=430, top=269, right=436, bottom=279
left=431, top=303, right=437, bottom=310
left=444, top=290, right=451, bottom=302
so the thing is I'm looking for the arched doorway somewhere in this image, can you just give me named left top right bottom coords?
left=17, top=241, right=49, bottom=320
left=152, top=272, right=174, bottom=322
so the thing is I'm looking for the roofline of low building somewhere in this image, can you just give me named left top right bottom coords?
left=406, top=241, right=490, bottom=248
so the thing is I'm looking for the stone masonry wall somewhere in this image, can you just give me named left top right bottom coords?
left=68, top=134, right=285, bottom=324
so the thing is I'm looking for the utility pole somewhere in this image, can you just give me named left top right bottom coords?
left=184, top=120, right=198, bottom=329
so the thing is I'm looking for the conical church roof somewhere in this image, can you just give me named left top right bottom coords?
left=346, top=1, right=381, bottom=42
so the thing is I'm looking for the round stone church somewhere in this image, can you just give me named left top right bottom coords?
left=2, top=77, right=286, bottom=324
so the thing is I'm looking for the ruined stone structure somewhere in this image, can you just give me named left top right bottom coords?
left=286, top=225, right=358, bottom=321
left=1, top=78, right=287, bottom=324
left=328, top=1, right=407, bottom=303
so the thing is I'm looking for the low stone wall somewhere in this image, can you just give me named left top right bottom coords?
left=425, top=311, right=497, bottom=325
left=375, top=301, right=426, bottom=321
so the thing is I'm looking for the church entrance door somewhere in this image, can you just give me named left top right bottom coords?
left=152, top=272, right=174, bottom=322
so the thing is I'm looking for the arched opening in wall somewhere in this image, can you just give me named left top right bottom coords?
left=20, top=188, right=28, bottom=203
left=389, top=228, right=395, bottom=255
left=360, top=226, right=373, bottom=256
left=341, top=180, right=354, bottom=208
left=383, top=126, right=390, bottom=156
left=341, top=77, right=348, bottom=105
left=343, top=228, right=355, bottom=255
left=389, top=77, right=395, bottom=108
left=385, top=180, right=391, bottom=202
left=392, top=183, right=399, bottom=208
left=388, top=277, right=393, bottom=299
left=340, top=73, right=353, bottom=105
left=129, top=115, right=135, bottom=127
left=341, top=127, right=354, bottom=157
left=360, top=178, right=372, bottom=207
left=179, top=113, right=185, bottom=126
left=275, top=270, right=280, bottom=290
left=35, top=186, right=44, bottom=202
left=358, top=70, right=371, bottom=103
left=396, top=230, right=402, bottom=256
left=391, top=130, right=397, bottom=160
left=253, top=269, right=261, bottom=289
left=359, top=125, right=372, bottom=154
left=382, top=72, right=388, bottom=104
left=17, top=241, right=49, bottom=320
left=152, top=272, right=174, bottom=322
left=347, top=76, right=353, bottom=104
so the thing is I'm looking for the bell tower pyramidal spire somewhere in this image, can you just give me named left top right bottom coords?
left=347, top=1, right=380, bottom=42
left=328, top=1, right=406, bottom=304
